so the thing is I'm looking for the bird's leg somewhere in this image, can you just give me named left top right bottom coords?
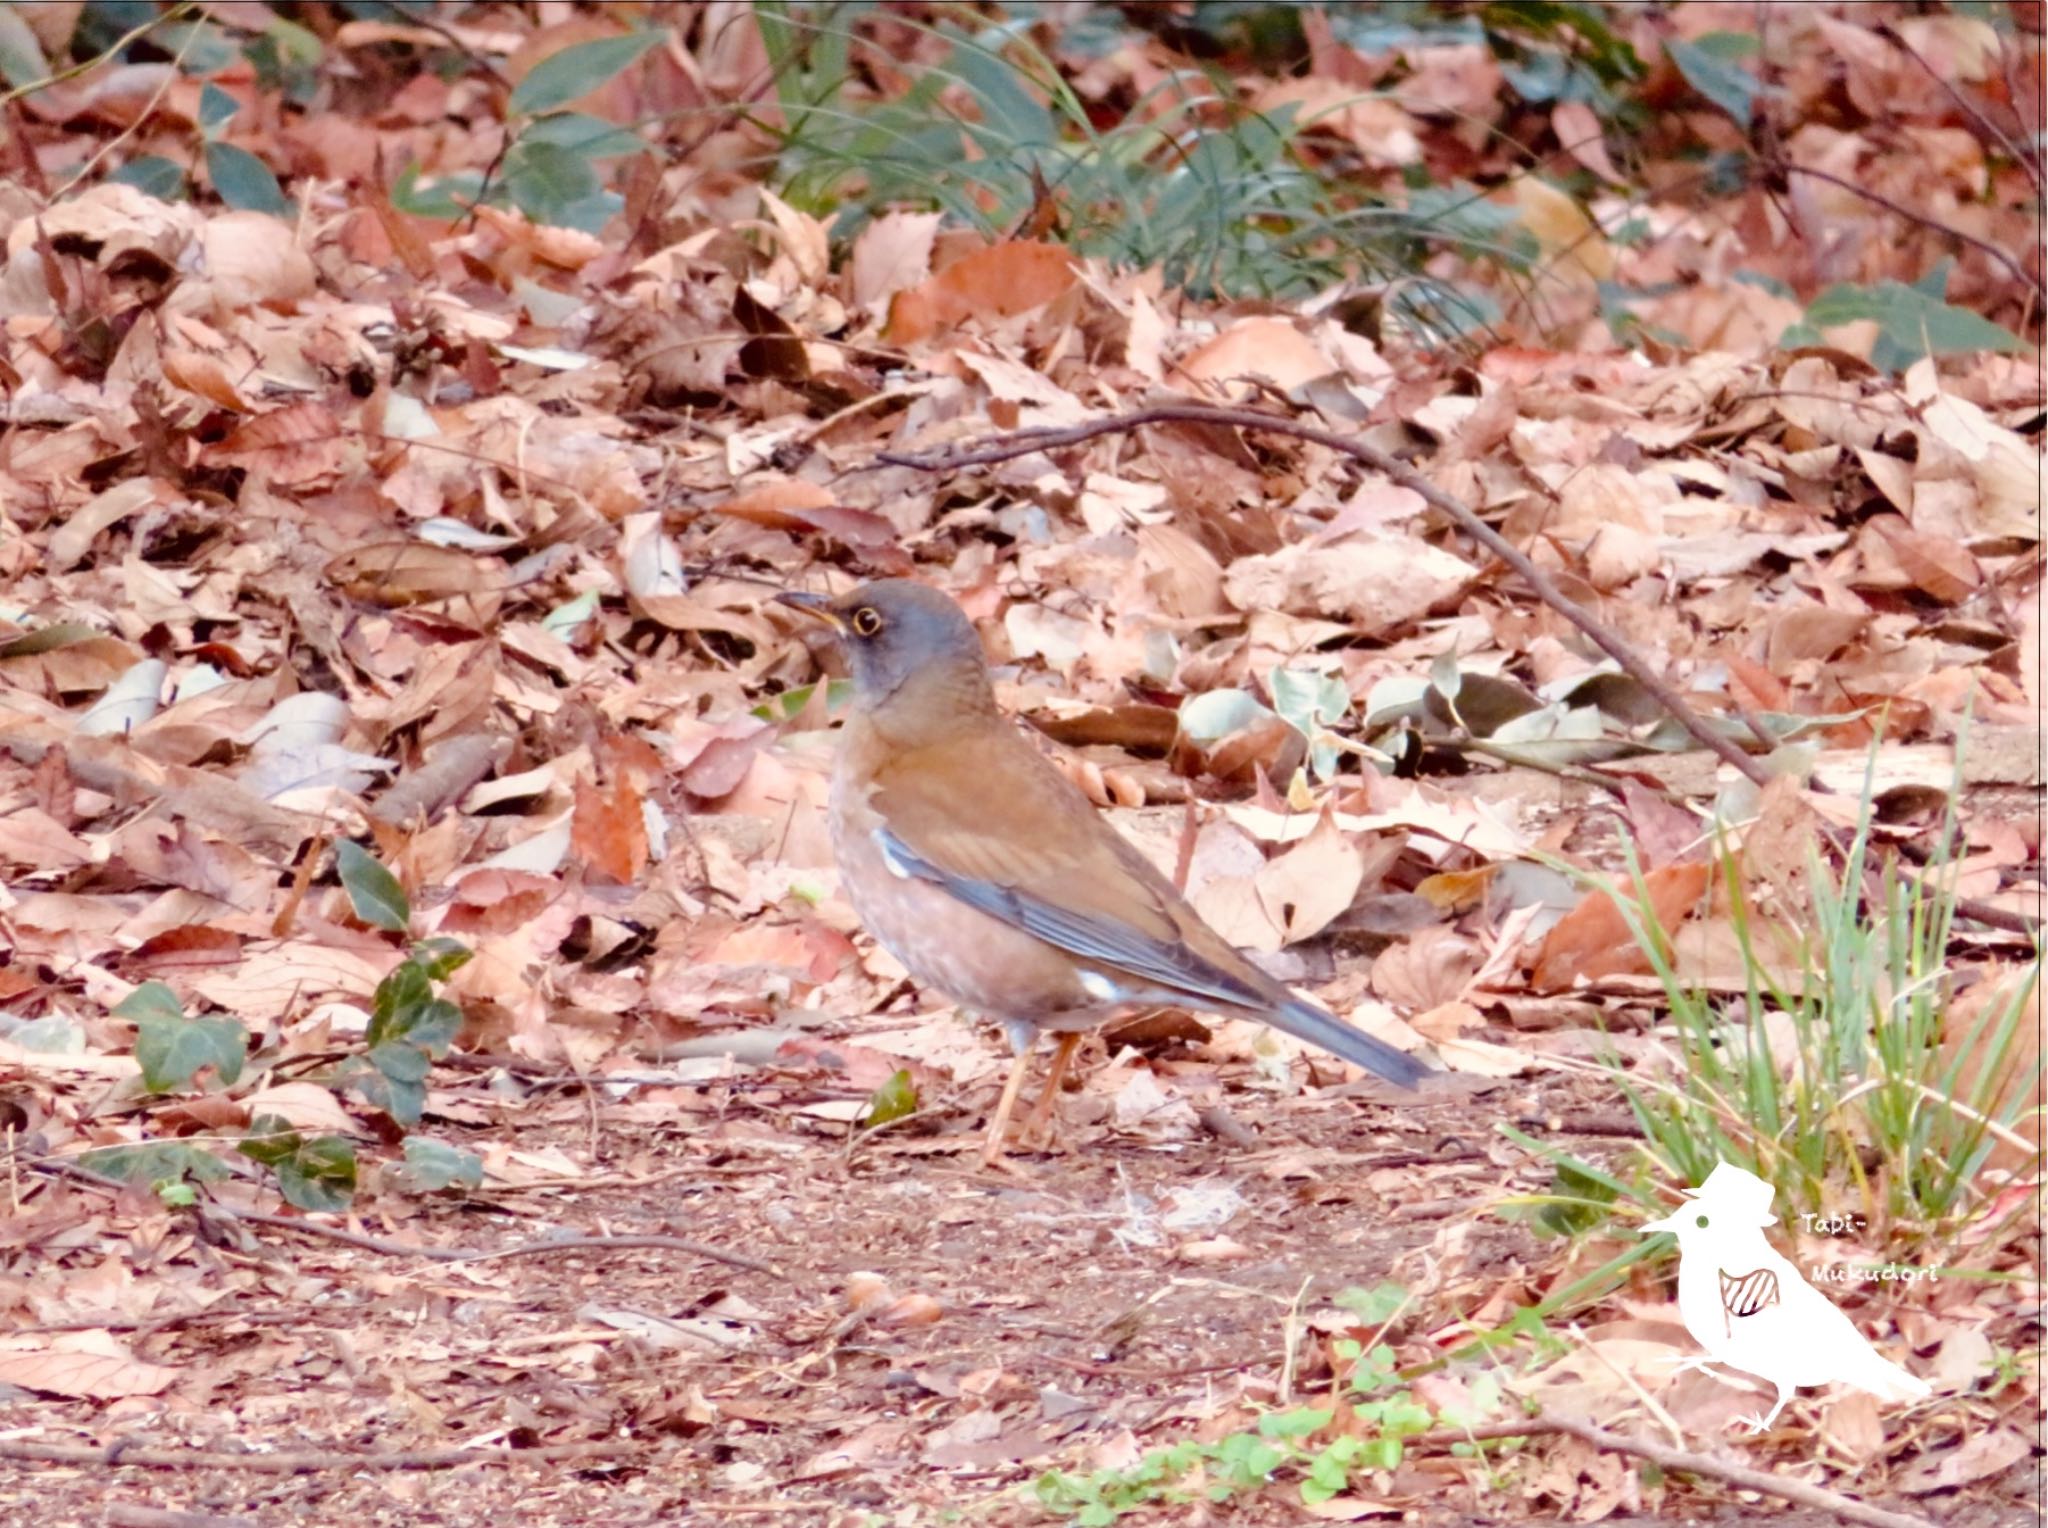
left=1736, top=1385, right=1793, bottom=1435
left=1022, top=1032, right=1083, bottom=1148
left=981, top=1044, right=1037, bottom=1169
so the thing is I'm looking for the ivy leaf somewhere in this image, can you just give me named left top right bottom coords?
left=79, top=1140, right=231, bottom=1188
left=274, top=1135, right=357, bottom=1212
left=115, top=981, right=187, bottom=1024
left=339, top=1058, right=425, bottom=1128
left=337, top=841, right=409, bottom=932
left=135, top=1012, right=247, bottom=1093
left=238, top=1113, right=302, bottom=1168
left=393, top=1138, right=484, bottom=1193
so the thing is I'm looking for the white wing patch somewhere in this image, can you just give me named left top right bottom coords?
left=1076, top=970, right=1123, bottom=1003
left=876, top=832, right=916, bottom=880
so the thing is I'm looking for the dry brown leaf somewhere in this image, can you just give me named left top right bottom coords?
left=0, top=1330, right=178, bottom=1399
left=1174, top=317, right=1332, bottom=397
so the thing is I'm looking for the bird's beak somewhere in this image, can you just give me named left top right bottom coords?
left=1640, top=1206, right=1682, bottom=1235
left=776, top=590, right=845, bottom=632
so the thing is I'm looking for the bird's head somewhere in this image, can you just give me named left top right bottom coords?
left=778, top=580, right=998, bottom=738
left=1643, top=1163, right=1778, bottom=1246
left=1641, top=1204, right=1723, bottom=1247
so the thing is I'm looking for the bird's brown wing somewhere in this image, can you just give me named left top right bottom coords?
left=868, top=728, right=1249, bottom=1001
left=868, top=726, right=1429, bottom=1087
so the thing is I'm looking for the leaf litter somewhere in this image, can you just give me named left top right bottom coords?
left=0, top=5, right=2039, bottom=1526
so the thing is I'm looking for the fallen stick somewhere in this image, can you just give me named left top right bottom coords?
left=877, top=404, right=2038, bottom=939
left=41, top=1163, right=778, bottom=1276
left=1415, top=1413, right=1937, bottom=1528
left=0, top=1439, right=639, bottom=1475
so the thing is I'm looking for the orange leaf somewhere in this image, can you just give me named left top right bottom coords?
left=571, top=776, right=648, bottom=885
left=884, top=239, right=1078, bottom=343
left=1531, top=863, right=1710, bottom=991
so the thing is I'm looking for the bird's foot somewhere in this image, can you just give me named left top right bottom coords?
left=1655, top=1354, right=1717, bottom=1376
left=975, top=1144, right=1040, bottom=1181
left=1734, top=1412, right=1773, bottom=1435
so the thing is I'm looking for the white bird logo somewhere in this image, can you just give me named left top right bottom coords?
left=1642, top=1162, right=1931, bottom=1432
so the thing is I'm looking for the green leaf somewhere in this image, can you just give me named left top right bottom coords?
left=399, top=997, right=461, bottom=1056
left=501, top=137, right=601, bottom=229
left=1334, top=1280, right=1410, bottom=1325
left=390, top=162, right=485, bottom=221
left=393, top=1138, right=484, bottom=1193
left=115, top=981, right=186, bottom=1024
left=135, top=1011, right=247, bottom=1093
left=79, top=1140, right=231, bottom=1188
left=1270, top=665, right=1351, bottom=778
left=345, top=1064, right=426, bottom=1128
left=0, top=6, right=50, bottom=91
left=542, top=588, right=600, bottom=638
left=238, top=1113, right=302, bottom=1168
left=204, top=141, right=291, bottom=215
left=859, top=1068, right=919, bottom=1128
left=197, top=80, right=239, bottom=135
left=1, top=1015, right=84, bottom=1053
left=275, top=1135, right=356, bottom=1212
left=518, top=111, right=646, bottom=159
left=368, top=961, right=431, bottom=1046
left=1805, top=275, right=2029, bottom=370
left=1175, top=688, right=1276, bottom=745
left=1665, top=33, right=1759, bottom=126
left=508, top=32, right=664, bottom=117
left=367, top=1039, right=432, bottom=1084
left=108, top=155, right=186, bottom=200
left=337, top=841, right=410, bottom=932
left=411, top=936, right=473, bottom=983
left=1258, top=1406, right=1333, bottom=1439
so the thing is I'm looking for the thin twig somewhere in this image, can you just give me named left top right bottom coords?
left=1417, top=1412, right=1938, bottom=1528
left=0, top=3, right=196, bottom=110
left=878, top=404, right=1771, bottom=784
left=39, top=1163, right=777, bottom=1276
left=1777, top=161, right=2041, bottom=297
left=54, top=17, right=202, bottom=198
left=385, top=1, right=512, bottom=85
left=1878, top=24, right=2041, bottom=195
left=219, top=1206, right=780, bottom=1276
left=0, top=1439, right=639, bottom=1475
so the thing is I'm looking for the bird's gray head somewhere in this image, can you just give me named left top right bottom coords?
left=777, top=579, right=997, bottom=726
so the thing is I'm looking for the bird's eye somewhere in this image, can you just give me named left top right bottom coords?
left=851, top=606, right=883, bottom=637
left=1695, top=1213, right=1710, bottom=1229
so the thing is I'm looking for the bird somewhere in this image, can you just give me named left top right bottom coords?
left=776, top=578, right=1431, bottom=1166
left=1642, top=1161, right=1931, bottom=1433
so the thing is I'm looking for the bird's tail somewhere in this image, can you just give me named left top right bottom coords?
left=1843, top=1345, right=1931, bottom=1404
left=1268, top=993, right=1432, bottom=1089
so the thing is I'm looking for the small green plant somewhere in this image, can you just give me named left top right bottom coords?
left=752, top=3, right=1524, bottom=308
left=80, top=842, right=477, bottom=1212
left=1505, top=749, right=2040, bottom=1251
left=1034, top=1314, right=1483, bottom=1521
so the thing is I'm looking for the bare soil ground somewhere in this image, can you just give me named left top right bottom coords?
left=5, top=1060, right=2029, bottom=1528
